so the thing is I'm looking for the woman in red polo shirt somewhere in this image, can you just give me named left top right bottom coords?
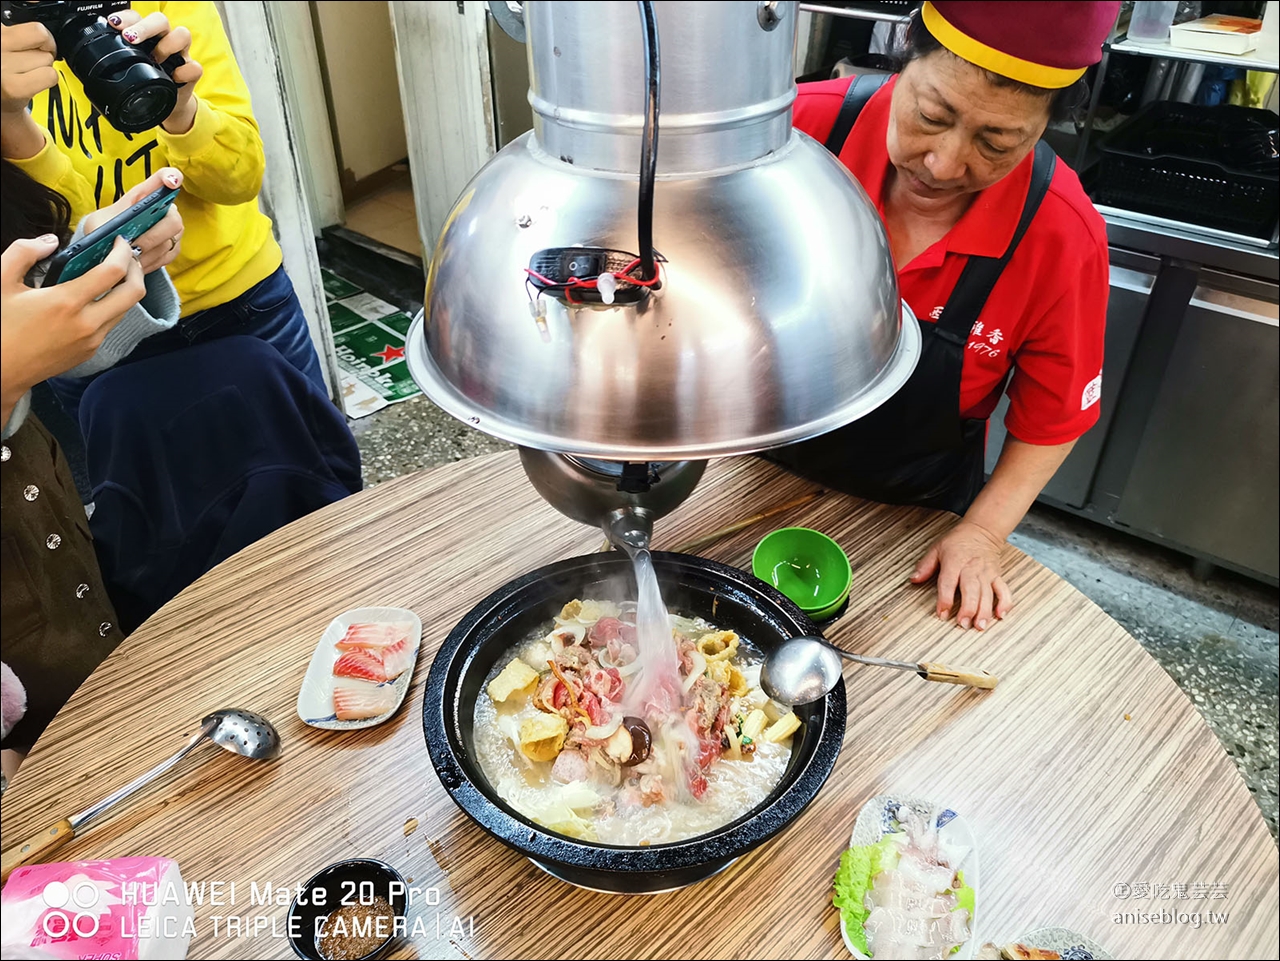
left=774, top=1, right=1118, bottom=632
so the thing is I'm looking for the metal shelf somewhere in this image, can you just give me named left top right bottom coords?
left=797, top=3, right=911, bottom=24
left=1107, top=31, right=1280, bottom=74
left=1074, top=26, right=1280, bottom=254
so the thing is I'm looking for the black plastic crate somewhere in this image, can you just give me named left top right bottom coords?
left=1092, top=101, right=1278, bottom=238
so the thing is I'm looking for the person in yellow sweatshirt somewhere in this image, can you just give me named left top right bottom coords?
left=0, top=1, right=328, bottom=420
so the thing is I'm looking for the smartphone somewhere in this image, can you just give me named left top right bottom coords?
left=42, top=185, right=180, bottom=286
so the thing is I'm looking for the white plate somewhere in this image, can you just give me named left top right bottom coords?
left=296, top=607, right=422, bottom=729
left=839, top=794, right=980, bottom=960
left=1007, top=927, right=1113, bottom=960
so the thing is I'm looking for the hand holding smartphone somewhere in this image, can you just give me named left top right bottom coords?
left=43, top=168, right=185, bottom=286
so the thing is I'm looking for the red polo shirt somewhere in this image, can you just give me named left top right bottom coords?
left=795, top=77, right=1109, bottom=445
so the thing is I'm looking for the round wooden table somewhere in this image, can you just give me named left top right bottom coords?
left=2, top=453, right=1276, bottom=959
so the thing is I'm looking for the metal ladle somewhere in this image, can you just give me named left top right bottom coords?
left=0, top=708, right=281, bottom=880
left=761, top=637, right=999, bottom=707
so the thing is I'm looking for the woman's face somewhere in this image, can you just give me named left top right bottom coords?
left=886, top=51, right=1051, bottom=202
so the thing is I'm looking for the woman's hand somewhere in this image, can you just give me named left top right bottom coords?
left=1, top=234, right=146, bottom=424
left=0, top=22, right=58, bottom=116
left=106, top=9, right=204, bottom=135
left=910, top=519, right=1012, bottom=631
left=0, top=22, right=59, bottom=159
left=910, top=437, right=1077, bottom=630
left=83, top=168, right=185, bottom=273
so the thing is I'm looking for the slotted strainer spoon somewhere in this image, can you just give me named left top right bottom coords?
left=0, top=708, right=281, bottom=881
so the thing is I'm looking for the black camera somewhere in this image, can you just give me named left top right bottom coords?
left=2, top=0, right=184, bottom=134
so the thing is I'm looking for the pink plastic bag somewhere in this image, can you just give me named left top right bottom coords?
left=0, top=857, right=192, bottom=960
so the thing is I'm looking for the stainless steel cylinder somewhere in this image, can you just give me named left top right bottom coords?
left=526, top=0, right=796, bottom=174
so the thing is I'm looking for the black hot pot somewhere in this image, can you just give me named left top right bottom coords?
left=422, top=551, right=846, bottom=893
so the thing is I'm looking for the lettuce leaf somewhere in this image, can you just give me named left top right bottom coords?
left=949, top=869, right=975, bottom=955
left=832, top=837, right=899, bottom=957
left=952, top=869, right=974, bottom=916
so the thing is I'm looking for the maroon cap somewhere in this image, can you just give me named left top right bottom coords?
left=924, top=1, right=1121, bottom=88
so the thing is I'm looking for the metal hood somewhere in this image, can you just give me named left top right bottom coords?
left=406, top=0, right=918, bottom=461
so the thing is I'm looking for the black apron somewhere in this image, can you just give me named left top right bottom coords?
left=770, top=76, right=1057, bottom=516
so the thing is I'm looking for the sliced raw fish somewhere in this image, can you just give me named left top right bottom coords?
left=335, top=621, right=413, bottom=652
left=376, top=637, right=413, bottom=678
left=858, top=805, right=972, bottom=959
left=865, top=907, right=940, bottom=958
left=895, top=851, right=958, bottom=894
left=334, top=649, right=395, bottom=683
left=932, top=907, right=971, bottom=945
left=333, top=680, right=398, bottom=720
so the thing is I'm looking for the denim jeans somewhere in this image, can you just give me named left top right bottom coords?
left=50, top=266, right=327, bottom=425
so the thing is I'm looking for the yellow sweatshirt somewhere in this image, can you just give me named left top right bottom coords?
left=14, top=1, right=281, bottom=317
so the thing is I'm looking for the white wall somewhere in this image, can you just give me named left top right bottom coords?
left=313, top=1, right=408, bottom=183
left=389, top=1, right=496, bottom=254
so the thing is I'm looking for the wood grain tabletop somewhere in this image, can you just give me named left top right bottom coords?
left=1, top=452, right=1276, bottom=960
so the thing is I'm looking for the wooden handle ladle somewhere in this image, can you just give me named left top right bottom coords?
left=760, top=636, right=998, bottom=706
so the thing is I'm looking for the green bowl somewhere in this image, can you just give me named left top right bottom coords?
left=752, top=527, right=852, bottom=620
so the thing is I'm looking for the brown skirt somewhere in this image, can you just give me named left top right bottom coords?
left=1, top=413, right=123, bottom=754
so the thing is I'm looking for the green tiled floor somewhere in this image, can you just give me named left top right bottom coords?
left=321, top=268, right=421, bottom=417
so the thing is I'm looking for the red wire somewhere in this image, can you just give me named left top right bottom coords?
left=525, top=267, right=559, bottom=286
left=523, top=257, right=662, bottom=298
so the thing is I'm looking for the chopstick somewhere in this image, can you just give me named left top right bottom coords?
left=671, top=489, right=825, bottom=555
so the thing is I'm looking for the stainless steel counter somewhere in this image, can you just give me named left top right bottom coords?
left=1102, top=209, right=1279, bottom=281
left=987, top=210, right=1279, bottom=585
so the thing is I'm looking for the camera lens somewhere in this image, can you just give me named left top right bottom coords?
left=61, top=20, right=178, bottom=134
left=115, top=82, right=177, bottom=131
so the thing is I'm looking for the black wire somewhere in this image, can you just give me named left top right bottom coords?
left=636, top=0, right=660, bottom=282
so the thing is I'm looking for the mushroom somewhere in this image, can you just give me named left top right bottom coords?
left=620, top=716, right=652, bottom=766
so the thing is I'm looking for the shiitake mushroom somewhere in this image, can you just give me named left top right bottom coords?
left=620, top=716, right=652, bottom=766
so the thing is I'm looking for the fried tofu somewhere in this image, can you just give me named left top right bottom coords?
left=519, top=713, right=569, bottom=762
left=487, top=658, right=540, bottom=703
left=696, top=630, right=739, bottom=662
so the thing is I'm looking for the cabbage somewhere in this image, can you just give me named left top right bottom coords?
left=514, top=783, right=602, bottom=842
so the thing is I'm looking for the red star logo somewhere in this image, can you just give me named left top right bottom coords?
left=372, top=344, right=405, bottom=363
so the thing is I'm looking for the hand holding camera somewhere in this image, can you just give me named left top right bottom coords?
left=1, top=1, right=201, bottom=135
left=0, top=18, right=57, bottom=118
left=105, top=5, right=203, bottom=134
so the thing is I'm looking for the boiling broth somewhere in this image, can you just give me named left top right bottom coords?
left=473, top=601, right=796, bottom=846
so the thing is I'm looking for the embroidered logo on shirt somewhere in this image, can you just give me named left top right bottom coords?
left=1082, top=371, right=1103, bottom=410
left=930, top=306, right=944, bottom=320
left=967, top=322, right=1004, bottom=358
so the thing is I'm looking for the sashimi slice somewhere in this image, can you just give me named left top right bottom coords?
left=335, top=621, right=413, bottom=652
left=376, top=637, right=413, bottom=679
left=333, top=680, right=398, bottom=720
left=334, top=649, right=395, bottom=683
